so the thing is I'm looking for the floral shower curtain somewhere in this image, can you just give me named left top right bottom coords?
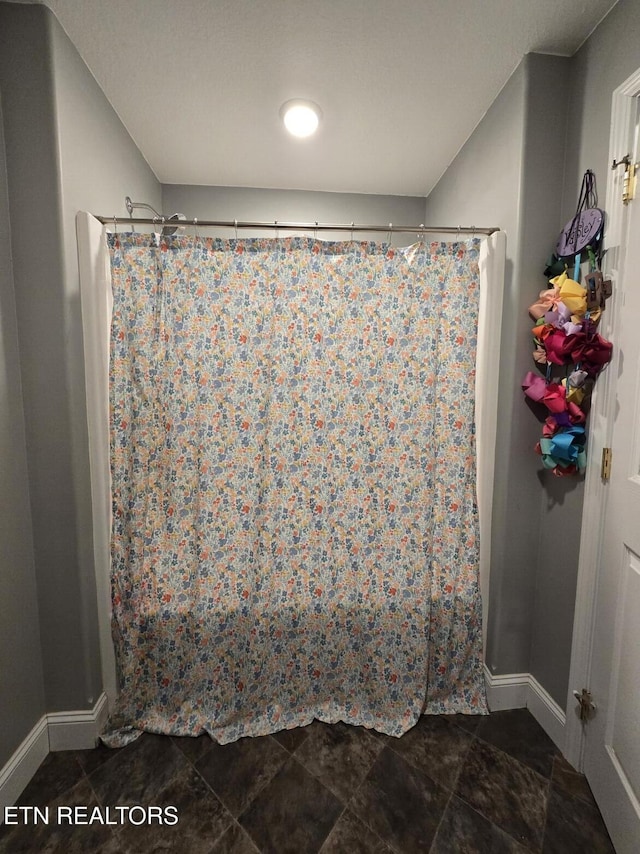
left=105, top=233, right=487, bottom=745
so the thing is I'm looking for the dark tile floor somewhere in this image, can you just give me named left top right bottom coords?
left=0, top=709, right=615, bottom=853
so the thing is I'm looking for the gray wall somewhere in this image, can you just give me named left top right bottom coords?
left=527, top=0, right=640, bottom=706
left=562, top=0, right=640, bottom=223
left=0, top=1, right=161, bottom=729
left=531, top=0, right=640, bottom=708
left=162, top=184, right=425, bottom=243
left=0, top=94, right=45, bottom=768
left=50, top=4, right=162, bottom=709
left=424, top=54, right=574, bottom=707
left=1, top=0, right=637, bottom=770
left=423, top=59, right=537, bottom=678
left=520, top=56, right=576, bottom=707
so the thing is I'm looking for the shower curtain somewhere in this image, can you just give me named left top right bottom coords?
left=100, top=231, right=488, bottom=744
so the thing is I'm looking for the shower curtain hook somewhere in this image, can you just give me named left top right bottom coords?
left=314, top=221, right=318, bottom=241
left=234, top=219, right=238, bottom=240
left=193, top=217, right=199, bottom=239
left=113, top=215, right=117, bottom=234
left=419, top=223, right=425, bottom=242
left=387, top=223, right=393, bottom=243
left=274, top=220, right=279, bottom=239
left=351, top=221, right=355, bottom=241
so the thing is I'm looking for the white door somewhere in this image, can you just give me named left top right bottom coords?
left=580, top=99, right=640, bottom=853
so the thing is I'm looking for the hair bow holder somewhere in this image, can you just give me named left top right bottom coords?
left=522, top=170, right=612, bottom=477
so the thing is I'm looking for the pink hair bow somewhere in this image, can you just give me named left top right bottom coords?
left=522, top=373, right=586, bottom=424
left=532, top=346, right=547, bottom=365
left=522, top=372, right=546, bottom=403
left=543, top=328, right=576, bottom=365
left=528, top=287, right=561, bottom=321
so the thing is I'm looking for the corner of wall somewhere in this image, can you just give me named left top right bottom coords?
left=422, top=56, right=556, bottom=683
left=519, top=53, right=585, bottom=712
left=0, top=0, right=103, bottom=719
left=0, top=0, right=49, bottom=769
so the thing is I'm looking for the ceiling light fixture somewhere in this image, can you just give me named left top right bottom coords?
left=280, top=99, right=322, bottom=138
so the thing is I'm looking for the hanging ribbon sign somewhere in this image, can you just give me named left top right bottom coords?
left=522, top=170, right=612, bottom=477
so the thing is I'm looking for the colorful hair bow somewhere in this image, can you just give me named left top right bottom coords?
left=537, top=423, right=587, bottom=476
left=533, top=346, right=547, bottom=365
left=544, top=301, right=584, bottom=337
left=544, top=301, right=571, bottom=327
left=543, top=328, right=577, bottom=365
left=561, top=371, right=589, bottom=406
left=522, top=371, right=546, bottom=403
left=542, top=416, right=561, bottom=437
left=528, top=287, right=561, bottom=321
left=521, top=373, right=585, bottom=424
left=564, top=321, right=613, bottom=377
left=524, top=254, right=612, bottom=477
left=562, top=381, right=585, bottom=406
left=568, top=369, right=589, bottom=388
left=541, top=382, right=568, bottom=413
left=549, top=271, right=587, bottom=317
left=532, top=322, right=554, bottom=343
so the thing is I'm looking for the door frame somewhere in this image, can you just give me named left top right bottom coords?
left=564, top=66, right=640, bottom=770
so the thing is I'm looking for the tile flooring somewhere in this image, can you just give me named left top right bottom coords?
left=0, top=709, right=615, bottom=853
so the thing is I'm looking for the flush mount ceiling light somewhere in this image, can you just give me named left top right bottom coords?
left=280, top=99, right=322, bottom=138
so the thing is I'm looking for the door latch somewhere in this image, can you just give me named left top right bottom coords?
left=573, top=688, right=596, bottom=722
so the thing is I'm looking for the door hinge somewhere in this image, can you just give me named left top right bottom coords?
left=601, top=447, right=612, bottom=481
left=573, top=688, right=597, bottom=722
left=611, top=155, right=636, bottom=204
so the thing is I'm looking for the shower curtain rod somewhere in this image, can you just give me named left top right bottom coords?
left=94, top=215, right=499, bottom=236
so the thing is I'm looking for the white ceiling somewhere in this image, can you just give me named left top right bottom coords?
left=34, top=0, right=617, bottom=196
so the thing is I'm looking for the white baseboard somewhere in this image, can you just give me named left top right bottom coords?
left=527, top=674, right=566, bottom=751
left=484, top=666, right=566, bottom=751
left=0, top=693, right=109, bottom=819
left=2, top=675, right=567, bottom=816
left=484, top=666, right=529, bottom=710
left=47, top=693, right=109, bottom=751
left=0, top=717, right=49, bottom=817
